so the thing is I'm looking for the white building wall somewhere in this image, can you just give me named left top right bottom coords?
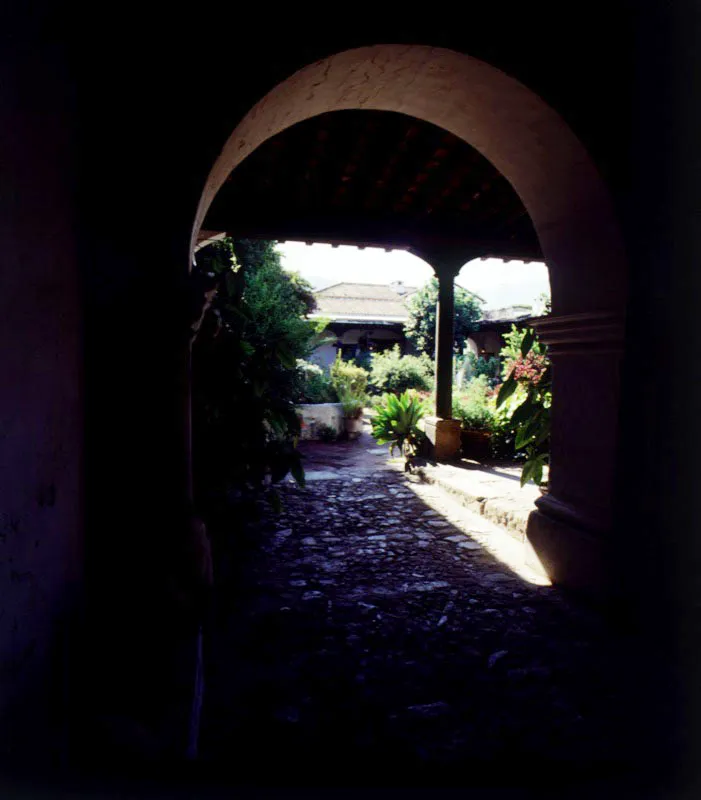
left=311, top=343, right=337, bottom=369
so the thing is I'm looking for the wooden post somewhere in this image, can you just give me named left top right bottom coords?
left=435, top=268, right=456, bottom=420
left=411, top=248, right=472, bottom=462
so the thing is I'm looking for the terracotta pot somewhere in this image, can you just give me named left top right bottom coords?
left=460, top=429, right=491, bottom=460
left=345, top=416, right=363, bottom=440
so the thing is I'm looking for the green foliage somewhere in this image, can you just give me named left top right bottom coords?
left=368, top=394, right=388, bottom=409
left=452, top=375, right=495, bottom=431
left=404, top=277, right=482, bottom=356
left=536, top=292, right=552, bottom=315
left=330, top=353, right=369, bottom=399
left=329, top=353, right=369, bottom=418
left=466, top=352, right=501, bottom=386
left=371, top=390, right=426, bottom=462
left=192, top=238, right=317, bottom=512
left=306, top=318, right=338, bottom=354
left=489, top=412, right=521, bottom=461
left=352, top=350, right=373, bottom=371
left=485, top=379, right=524, bottom=460
left=369, top=345, right=433, bottom=395
left=499, top=324, right=547, bottom=378
left=293, top=360, right=337, bottom=404
left=496, top=326, right=551, bottom=486
left=339, top=393, right=365, bottom=420
left=316, top=423, right=338, bottom=443
left=286, top=270, right=318, bottom=315
left=453, top=400, right=493, bottom=431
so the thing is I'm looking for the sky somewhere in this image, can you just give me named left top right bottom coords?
left=276, top=241, right=550, bottom=311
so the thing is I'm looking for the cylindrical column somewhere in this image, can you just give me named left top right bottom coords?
left=435, top=270, right=455, bottom=419
left=525, top=311, right=626, bottom=594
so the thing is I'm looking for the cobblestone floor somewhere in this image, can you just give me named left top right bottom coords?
left=199, top=434, right=638, bottom=789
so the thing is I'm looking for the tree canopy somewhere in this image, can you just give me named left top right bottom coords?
left=404, top=277, right=482, bottom=357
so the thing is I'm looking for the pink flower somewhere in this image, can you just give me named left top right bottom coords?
left=506, top=352, right=548, bottom=386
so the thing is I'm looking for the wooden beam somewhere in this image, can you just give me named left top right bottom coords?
left=331, top=119, right=375, bottom=208
left=365, top=122, right=422, bottom=212
left=204, top=211, right=541, bottom=261
left=206, top=113, right=540, bottom=262
left=395, top=133, right=460, bottom=215
left=299, top=125, right=331, bottom=209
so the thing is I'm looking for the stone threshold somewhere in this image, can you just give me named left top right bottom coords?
left=411, top=461, right=538, bottom=543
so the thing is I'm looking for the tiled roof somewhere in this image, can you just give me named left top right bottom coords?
left=311, top=283, right=417, bottom=322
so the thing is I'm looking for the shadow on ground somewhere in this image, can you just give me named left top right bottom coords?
left=197, top=425, right=650, bottom=790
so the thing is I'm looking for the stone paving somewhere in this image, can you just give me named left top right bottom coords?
left=199, top=425, right=638, bottom=789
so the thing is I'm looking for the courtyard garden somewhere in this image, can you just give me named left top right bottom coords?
left=293, top=325, right=551, bottom=489
left=190, top=235, right=551, bottom=539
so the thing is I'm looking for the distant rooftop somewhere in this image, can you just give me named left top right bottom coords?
left=311, top=282, right=417, bottom=323
left=311, top=282, right=533, bottom=326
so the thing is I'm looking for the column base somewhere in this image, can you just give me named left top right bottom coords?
left=424, top=416, right=462, bottom=461
left=526, top=506, right=608, bottom=600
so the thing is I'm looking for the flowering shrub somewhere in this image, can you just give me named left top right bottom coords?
left=496, top=326, right=551, bottom=486
left=293, top=360, right=337, bottom=404
left=505, top=350, right=549, bottom=385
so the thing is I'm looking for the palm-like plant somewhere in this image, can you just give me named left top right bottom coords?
left=371, top=390, right=426, bottom=464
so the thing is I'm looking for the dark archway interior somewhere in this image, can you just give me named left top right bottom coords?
left=204, top=110, right=542, bottom=262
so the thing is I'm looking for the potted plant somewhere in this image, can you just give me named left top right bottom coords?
left=371, top=390, right=426, bottom=471
left=453, top=382, right=494, bottom=461
left=340, top=392, right=366, bottom=440
left=458, top=413, right=493, bottom=460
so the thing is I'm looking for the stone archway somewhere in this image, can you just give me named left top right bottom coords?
left=192, top=44, right=628, bottom=595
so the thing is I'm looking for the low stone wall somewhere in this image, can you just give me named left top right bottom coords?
left=297, top=403, right=344, bottom=441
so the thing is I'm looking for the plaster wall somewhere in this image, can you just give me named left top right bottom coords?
left=471, top=331, right=505, bottom=355
left=465, top=338, right=480, bottom=357
left=297, top=403, right=345, bottom=440
left=311, top=343, right=337, bottom=369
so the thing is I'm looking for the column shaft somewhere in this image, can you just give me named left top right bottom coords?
left=435, top=271, right=455, bottom=419
left=525, top=311, right=625, bottom=595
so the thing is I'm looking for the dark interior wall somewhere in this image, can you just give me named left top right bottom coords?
left=0, top=35, right=83, bottom=764
left=73, top=53, right=205, bottom=756
left=612, top=4, right=701, bottom=781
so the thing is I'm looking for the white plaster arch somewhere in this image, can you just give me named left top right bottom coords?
left=192, top=44, right=626, bottom=316
left=465, top=337, right=480, bottom=357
